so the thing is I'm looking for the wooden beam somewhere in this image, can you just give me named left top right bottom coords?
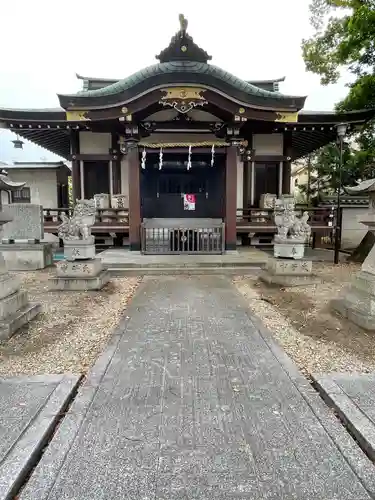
left=128, top=148, right=141, bottom=250
left=225, top=146, right=237, bottom=250
left=283, top=131, right=293, bottom=194
left=69, top=154, right=121, bottom=161
left=71, top=130, right=81, bottom=201
left=111, top=133, right=121, bottom=194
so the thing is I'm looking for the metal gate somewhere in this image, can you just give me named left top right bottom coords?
left=141, top=219, right=225, bottom=254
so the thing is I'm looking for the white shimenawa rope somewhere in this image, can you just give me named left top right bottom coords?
left=187, top=145, right=192, bottom=170
left=159, top=147, right=163, bottom=170
left=141, top=147, right=147, bottom=169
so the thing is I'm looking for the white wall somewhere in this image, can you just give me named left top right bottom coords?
left=253, top=133, right=283, bottom=155
left=5, top=169, right=58, bottom=207
left=341, top=207, right=368, bottom=250
left=79, top=132, right=111, bottom=154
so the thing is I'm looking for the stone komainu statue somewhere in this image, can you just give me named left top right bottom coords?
left=57, top=199, right=96, bottom=241
left=274, top=198, right=311, bottom=243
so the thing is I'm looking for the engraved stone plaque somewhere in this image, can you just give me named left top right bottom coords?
left=2, top=204, right=44, bottom=240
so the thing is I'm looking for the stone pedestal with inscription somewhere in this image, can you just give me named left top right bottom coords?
left=49, top=199, right=110, bottom=291
left=0, top=203, right=53, bottom=270
left=260, top=196, right=316, bottom=286
left=332, top=179, right=375, bottom=329
left=260, top=258, right=319, bottom=287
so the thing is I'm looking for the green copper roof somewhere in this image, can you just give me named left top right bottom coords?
left=73, top=61, right=299, bottom=101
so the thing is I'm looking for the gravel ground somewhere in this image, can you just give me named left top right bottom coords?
left=0, top=269, right=140, bottom=376
left=234, top=262, right=375, bottom=375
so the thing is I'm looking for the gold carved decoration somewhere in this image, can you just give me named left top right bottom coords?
left=66, top=111, right=90, bottom=121
left=275, top=112, right=298, bottom=123
left=159, top=87, right=207, bottom=114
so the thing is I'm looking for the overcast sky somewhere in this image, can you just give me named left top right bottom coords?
left=0, top=0, right=352, bottom=162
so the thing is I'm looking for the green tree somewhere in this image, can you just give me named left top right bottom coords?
left=302, top=0, right=375, bottom=174
left=302, top=1, right=375, bottom=259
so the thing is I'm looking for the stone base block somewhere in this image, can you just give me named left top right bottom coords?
left=331, top=297, right=375, bottom=331
left=0, top=273, right=21, bottom=300
left=0, top=290, right=28, bottom=320
left=49, top=270, right=110, bottom=291
left=274, top=242, right=305, bottom=260
left=0, top=302, right=42, bottom=341
left=259, top=258, right=318, bottom=287
left=267, top=258, right=312, bottom=276
left=260, top=271, right=319, bottom=287
left=64, top=238, right=95, bottom=261
left=0, top=243, right=53, bottom=270
left=56, top=259, right=103, bottom=278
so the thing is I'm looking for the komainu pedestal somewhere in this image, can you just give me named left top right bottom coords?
left=260, top=196, right=318, bottom=286
left=332, top=179, right=375, bottom=329
left=49, top=199, right=110, bottom=291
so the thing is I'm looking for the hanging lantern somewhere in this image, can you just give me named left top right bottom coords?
left=159, top=147, right=163, bottom=170
left=141, top=147, right=147, bottom=169
left=187, top=145, right=192, bottom=170
left=12, top=135, right=24, bottom=149
left=211, top=144, right=215, bottom=167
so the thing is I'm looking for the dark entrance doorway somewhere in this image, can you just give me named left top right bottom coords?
left=141, top=152, right=225, bottom=219
left=83, top=161, right=110, bottom=200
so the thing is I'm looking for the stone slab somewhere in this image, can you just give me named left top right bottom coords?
left=56, top=258, right=103, bottom=278
left=49, top=270, right=110, bottom=291
left=20, top=276, right=374, bottom=499
left=0, top=374, right=80, bottom=500
left=0, top=290, right=28, bottom=320
left=0, top=302, right=42, bottom=341
left=64, top=240, right=95, bottom=261
left=0, top=243, right=53, bottom=270
left=0, top=273, right=21, bottom=300
left=313, top=373, right=375, bottom=463
left=259, top=270, right=320, bottom=287
left=2, top=204, right=43, bottom=240
left=331, top=297, right=375, bottom=330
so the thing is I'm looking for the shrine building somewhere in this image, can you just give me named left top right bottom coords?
left=0, top=15, right=374, bottom=253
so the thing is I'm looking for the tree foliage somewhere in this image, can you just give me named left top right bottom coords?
left=300, top=0, right=375, bottom=200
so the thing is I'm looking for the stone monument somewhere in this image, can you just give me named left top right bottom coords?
left=0, top=170, right=53, bottom=270
left=260, top=196, right=317, bottom=286
left=332, top=178, right=375, bottom=329
left=0, top=211, right=41, bottom=340
left=49, top=199, right=110, bottom=291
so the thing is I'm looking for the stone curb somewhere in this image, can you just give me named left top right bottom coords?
left=246, top=311, right=375, bottom=499
left=313, top=375, right=375, bottom=464
left=19, top=279, right=146, bottom=500
left=0, top=374, right=80, bottom=500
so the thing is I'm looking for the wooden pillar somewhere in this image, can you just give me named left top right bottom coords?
left=283, top=131, right=292, bottom=194
left=71, top=130, right=81, bottom=203
left=225, top=146, right=237, bottom=250
left=128, top=147, right=141, bottom=251
left=111, top=133, right=121, bottom=194
left=243, top=161, right=250, bottom=209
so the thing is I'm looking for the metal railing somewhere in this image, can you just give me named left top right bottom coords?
left=141, top=222, right=225, bottom=254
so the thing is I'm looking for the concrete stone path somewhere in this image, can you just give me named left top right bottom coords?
left=20, top=277, right=375, bottom=499
left=315, top=373, right=375, bottom=464
left=0, top=374, right=79, bottom=500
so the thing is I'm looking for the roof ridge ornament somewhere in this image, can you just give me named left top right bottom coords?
left=155, top=14, right=212, bottom=64
left=179, top=14, right=188, bottom=36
